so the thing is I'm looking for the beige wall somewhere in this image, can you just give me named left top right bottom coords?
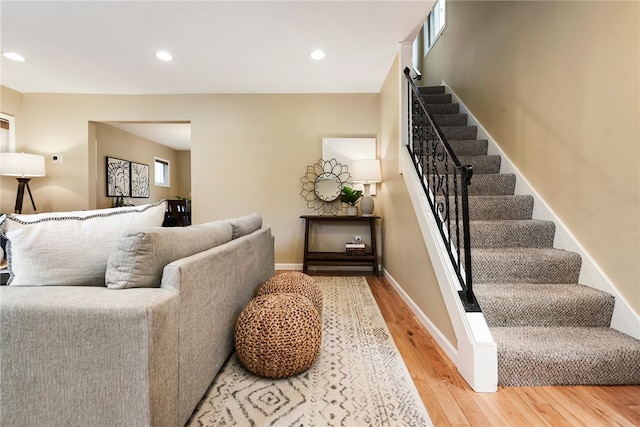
left=176, top=150, right=191, bottom=199
left=0, top=91, right=378, bottom=265
left=422, top=1, right=640, bottom=313
left=93, top=122, right=185, bottom=208
left=0, top=86, right=24, bottom=213
left=379, top=55, right=457, bottom=345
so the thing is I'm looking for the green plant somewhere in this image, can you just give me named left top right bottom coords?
left=340, top=186, right=362, bottom=206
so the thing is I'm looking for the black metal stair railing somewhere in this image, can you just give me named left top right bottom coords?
left=403, top=67, right=480, bottom=312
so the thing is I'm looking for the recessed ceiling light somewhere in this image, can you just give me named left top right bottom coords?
left=3, top=52, right=26, bottom=62
left=310, top=50, right=325, bottom=60
left=155, top=51, right=174, bottom=61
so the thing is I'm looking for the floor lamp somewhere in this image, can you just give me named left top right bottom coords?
left=0, top=152, right=46, bottom=214
left=351, top=159, right=381, bottom=216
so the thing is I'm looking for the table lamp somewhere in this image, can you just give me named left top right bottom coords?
left=351, top=159, right=381, bottom=216
left=0, top=152, right=46, bottom=213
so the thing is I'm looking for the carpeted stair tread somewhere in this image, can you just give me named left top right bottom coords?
left=441, top=125, right=478, bottom=140
left=432, top=113, right=468, bottom=126
left=418, top=86, right=445, bottom=95
left=471, top=248, right=582, bottom=284
left=424, top=103, right=459, bottom=114
left=474, top=283, right=614, bottom=327
left=468, top=219, right=555, bottom=248
left=491, top=326, right=640, bottom=386
left=448, top=139, right=488, bottom=156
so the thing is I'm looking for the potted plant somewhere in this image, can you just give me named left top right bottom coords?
left=340, top=186, right=362, bottom=216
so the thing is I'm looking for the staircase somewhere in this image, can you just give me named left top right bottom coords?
left=419, top=86, right=640, bottom=386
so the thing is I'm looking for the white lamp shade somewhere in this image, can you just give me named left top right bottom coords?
left=351, top=159, right=381, bottom=183
left=0, top=153, right=46, bottom=177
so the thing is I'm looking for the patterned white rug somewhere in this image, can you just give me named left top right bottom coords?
left=187, top=276, right=433, bottom=426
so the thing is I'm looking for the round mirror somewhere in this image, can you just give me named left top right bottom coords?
left=300, top=158, right=352, bottom=215
left=315, top=173, right=341, bottom=201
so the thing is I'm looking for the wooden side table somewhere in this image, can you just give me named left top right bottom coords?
left=300, top=215, right=380, bottom=275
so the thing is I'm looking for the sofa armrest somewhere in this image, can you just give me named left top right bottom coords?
left=160, top=227, right=275, bottom=425
left=0, top=286, right=180, bottom=427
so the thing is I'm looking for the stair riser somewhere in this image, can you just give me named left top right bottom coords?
left=441, top=126, right=477, bottom=140
left=424, top=103, right=459, bottom=114
left=475, top=284, right=614, bottom=327
left=440, top=174, right=517, bottom=196
left=438, top=195, right=535, bottom=220
left=418, top=155, right=501, bottom=174
left=418, top=86, right=445, bottom=95
left=472, top=250, right=582, bottom=284
left=465, top=220, right=556, bottom=249
left=449, top=140, right=488, bottom=156
left=492, top=327, right=640, bottom=386
left=421, top=93, right=451, bottom=104
left=432, top=114, right=468, bottom=126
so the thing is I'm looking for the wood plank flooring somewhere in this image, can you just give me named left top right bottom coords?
left=365, top=274, right=640, bottom=427
left=300, top=272, right=640, bottom=426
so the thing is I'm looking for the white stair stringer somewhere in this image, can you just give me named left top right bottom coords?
left=399, top=148, right=498, bottom=393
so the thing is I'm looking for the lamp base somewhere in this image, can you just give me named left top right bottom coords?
left=360, top=183, right=375, bottom=215
left=14, top=178, right=37, bottom=214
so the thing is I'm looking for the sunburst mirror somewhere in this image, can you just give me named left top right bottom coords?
left=300, top=158, right=351, bottom=215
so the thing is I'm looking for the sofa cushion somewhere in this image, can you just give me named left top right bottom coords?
left=227, top=213, right=262, bottom=239
left=0, top=201, right=167, bottom=287
left=106, top=221, right=233, bottom=289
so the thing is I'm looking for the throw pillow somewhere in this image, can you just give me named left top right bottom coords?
left=0, top=201, right=167, bottom=287
left=227, top=213, right=262, bottom=239
left=106, top=220, right=233, bottom=289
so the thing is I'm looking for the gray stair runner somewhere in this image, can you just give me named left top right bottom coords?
left=421, top=85, right=640, bottom=386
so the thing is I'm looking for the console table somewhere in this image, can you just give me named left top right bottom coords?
left=300, top=215, right=380, bottom=275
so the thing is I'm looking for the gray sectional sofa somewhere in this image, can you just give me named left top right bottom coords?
left=0, top=202, right=274, bottom=427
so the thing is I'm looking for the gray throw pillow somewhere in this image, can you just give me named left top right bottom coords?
left=106, top=221, right=233, bottom=289
left=227, top=213, right=262, bottom=239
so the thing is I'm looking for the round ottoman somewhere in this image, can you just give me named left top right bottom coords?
left=235, top=293, right=322, bottom=378
left=257, top=272, right=323, bottom=315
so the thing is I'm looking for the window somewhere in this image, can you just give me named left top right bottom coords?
left=154, top=157, right=170, bottom=187
left=424, top=0, right=446, bottom=54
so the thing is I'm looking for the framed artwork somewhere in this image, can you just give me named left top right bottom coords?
left=106, top=157, right=131, bottom=197
left=0, top=113, right=16, bottom=153
left=130, top=162, right=150, bottom=198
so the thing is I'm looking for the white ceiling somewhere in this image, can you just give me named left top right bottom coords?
left=1, top=1, right=431, bottom=150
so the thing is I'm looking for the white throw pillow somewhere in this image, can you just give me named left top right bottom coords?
left=0, top=201, right=167, bottom=287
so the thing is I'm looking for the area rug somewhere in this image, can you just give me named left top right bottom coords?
left=186, top=275, right=433, bottom=426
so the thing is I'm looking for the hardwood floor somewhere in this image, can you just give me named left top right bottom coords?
left=364, top=274, right=640, bottom=427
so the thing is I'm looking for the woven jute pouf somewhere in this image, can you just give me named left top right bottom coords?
left=257, top=272, right=323, bottom=315
left=235, top=293, right=322, bottom=378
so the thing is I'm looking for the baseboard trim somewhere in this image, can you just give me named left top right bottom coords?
left=383, top=268, right=459, bottom=363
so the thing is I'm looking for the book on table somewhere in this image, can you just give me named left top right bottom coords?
left=345, top=243, right=366, bottom=255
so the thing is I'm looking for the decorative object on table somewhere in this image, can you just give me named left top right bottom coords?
left=257, top=271, right=323, bottom=315
left=235, top=292, right=322, bottom=378
left=339, top=185, right=362, bottom=216
left=351, top=159, right=381, bottom=216
left=130, top=162, right=149, bottom=198
left=0, top=152, right=46, bottom=214
left=188, top=276, right=432, bottom=427
left=345, top=242, right=366, bottom=255
left=106, top=156, right=131, bottom=197
left=300, top=158, right=351, bottom=215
